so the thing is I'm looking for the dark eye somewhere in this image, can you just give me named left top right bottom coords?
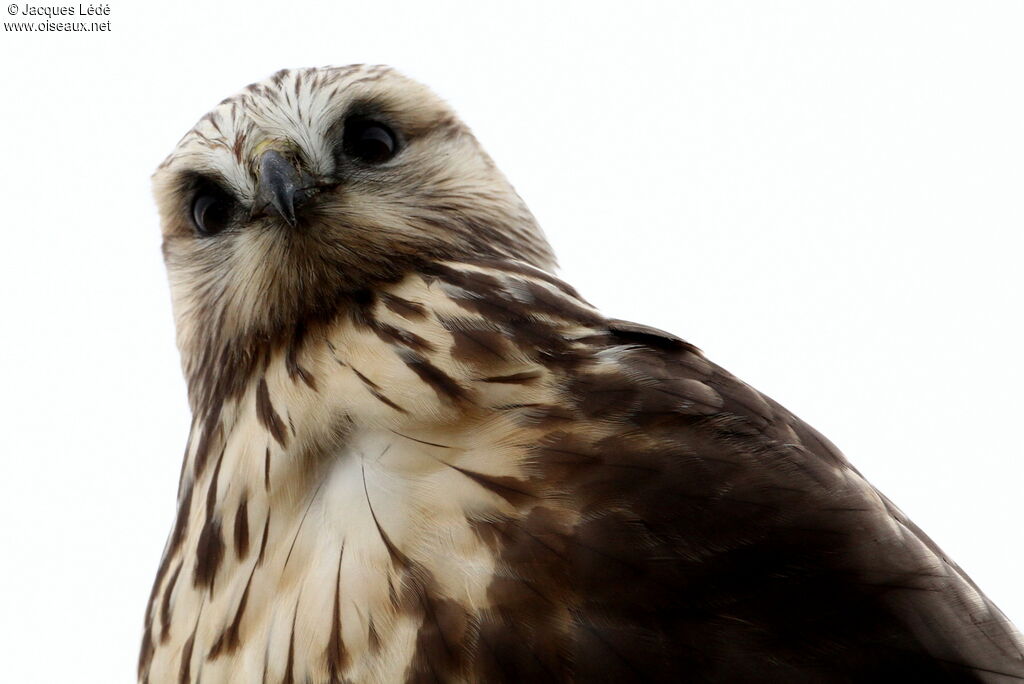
left=191, top=191, right=233, bottom=236
left=342, top=118, right=398, bottom=164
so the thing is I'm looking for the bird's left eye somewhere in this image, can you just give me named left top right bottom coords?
left=191, top=191, right=233, bottom=236
left=342, top=118, right=398, bottom=164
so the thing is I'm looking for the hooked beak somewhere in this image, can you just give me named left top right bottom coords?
left=253, top=149, right=306, bottom=227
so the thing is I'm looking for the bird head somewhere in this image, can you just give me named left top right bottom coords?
left=153, top=65, right=554, bottom=379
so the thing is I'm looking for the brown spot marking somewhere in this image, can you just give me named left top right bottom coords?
left=194, top=519, right=225, bottom=593
left=360, top=458, right=413, bottom=570
left=208, top=563, right=256, bottom=659
left=286, top=325, right=318, bottom=391
left=477, top=370, right=542, bottom=385
left=449, top=465, right=535, bottom=507
left=440, top=316, right=513, bottom=365
left=138, top=624, right=154, bottom=679
left=351, top=365, right=408, bottom=414
left=166, top=485, right=195, bottom=563
left=178, top=627, right=196, bottom=684
left=471, top=320, right=579, bottom=373
left=428, top=262, right=503, bottom=292
left=463, top=257, right=586, bottom=301
left=159, top=561, right=183, bottom=643
left=139, top=481, right=196, bottom=676
left=372, top=320, right=435, bottom=353
left=325, top=547, right=349, bottom=680
left=234, top=495, right=250, bottom=559
left=350, top=289, right=433, bottom=352
left=194, top=446, right=226, bottom=591
left=256, top=377, right=288, bottom=447
left=283, top=605, right=298, bottom=684
left=257, top=514, right=271, bottom=567
left=192, top=404, right=223, bottom=477
left=397, top=349, right=468, bottom=404
left=264, top=446, right=271, bottom=491
left=430, top=264, right=596, bottom=371
left=380, top=292, right=427, bottom=320
left=519, top=279, right=603, bottom=327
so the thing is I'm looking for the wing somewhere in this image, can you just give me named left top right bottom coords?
left=539, top=318, right=1024, bottom=682
left=404, top=259, right=1023, bottom=682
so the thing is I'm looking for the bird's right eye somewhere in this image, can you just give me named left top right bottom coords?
left=342, top=118, right=399, bottom=164
left=190, top=191, right=232, bottom=236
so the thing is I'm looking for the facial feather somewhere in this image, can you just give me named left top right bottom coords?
left=153, top=65, right=555, bottom=416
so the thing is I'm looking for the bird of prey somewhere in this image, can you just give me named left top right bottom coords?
left=139, top=65, right=1024, bottom=683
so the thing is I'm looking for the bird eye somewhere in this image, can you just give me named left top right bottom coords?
left=190, top=191, right=232, bottom=236
left=342, top=118, right=398, bottom=164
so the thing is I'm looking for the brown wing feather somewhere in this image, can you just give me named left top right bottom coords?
left=553, top=322, right=1024, bottom=681
left=460, top=264, right=1024, bottom=682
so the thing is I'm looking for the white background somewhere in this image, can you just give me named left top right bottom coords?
left=1, top=1, right=1022, bottom=680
